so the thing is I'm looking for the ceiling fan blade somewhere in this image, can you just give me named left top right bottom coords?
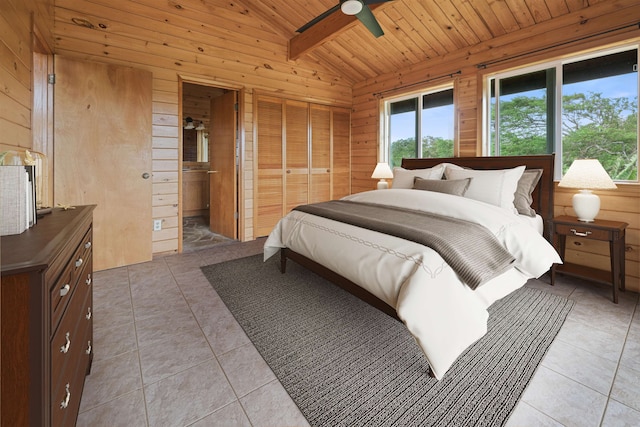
left=356, top=5, right=384, bottom=37
left=296, top=4, right=341, bottom=33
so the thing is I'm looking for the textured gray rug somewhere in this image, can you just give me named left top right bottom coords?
left=202, top=254, right=574, bottom=427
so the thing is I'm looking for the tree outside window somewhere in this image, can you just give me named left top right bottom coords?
left=488, top=48, right=638, bottom=181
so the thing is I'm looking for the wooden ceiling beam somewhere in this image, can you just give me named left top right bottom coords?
left=288, top=3, right=384, bottom=61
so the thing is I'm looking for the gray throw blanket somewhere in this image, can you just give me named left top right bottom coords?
left=294, top=200, right=515, bottom=289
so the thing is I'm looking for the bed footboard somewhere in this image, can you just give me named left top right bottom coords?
left=280, top=248, right=399, bottom=321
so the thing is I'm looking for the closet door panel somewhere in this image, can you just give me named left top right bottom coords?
left=256, top=96, right=284, bottom=237
left=285, top=100, right=309, bottom=213
left=332, top=108, right=351, bottom=199
left=310, top=105, right=331, bottom=203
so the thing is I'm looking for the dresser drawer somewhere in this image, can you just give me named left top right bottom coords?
left=554, top=223, right=611, bottom=241
left=50, top=262, right=76, bottom=335
left=50, top=227, right=92, bottom=337
left=51, top=340, right=85, bottom=427
left=51, top=256, right=93, bottom=390
left=51, top=285, right=93, bottom=427
left=51, top=291, right=86, bottom=392
left=71, top=227, right=93, bottom=287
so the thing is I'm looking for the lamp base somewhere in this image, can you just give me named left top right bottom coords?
left=573, top=189, right=600, bottom=222
left=377, top=179, right=389, bottom=190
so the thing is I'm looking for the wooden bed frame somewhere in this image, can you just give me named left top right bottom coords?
left=280, top=154, right=556, bottom=321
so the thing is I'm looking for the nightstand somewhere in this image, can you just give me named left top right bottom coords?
left=551, top=215, right=628, bottom=303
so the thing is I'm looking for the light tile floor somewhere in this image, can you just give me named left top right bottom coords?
left=77, top=239, right=640, bottom=426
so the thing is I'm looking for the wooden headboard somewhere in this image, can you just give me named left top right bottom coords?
left=401, top=154, right=555, bottom=241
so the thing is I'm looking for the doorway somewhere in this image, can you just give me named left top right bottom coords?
left=181, top=82, right=238, bottom=252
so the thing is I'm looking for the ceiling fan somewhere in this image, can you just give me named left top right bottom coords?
left=296, top=0, right=394, bottom=38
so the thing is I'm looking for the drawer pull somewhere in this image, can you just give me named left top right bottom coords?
left=60, top=332, right=71, bottom=353
left=86, top=274, right=92, bottom=286
left=60, top=284, right=71, bottom=297
left=86, top=307, right=92, bottom=320
left=60, top=384, right=70, bottom=409
left=570, top=229, right=592, bottom=237
left=75, top=258, right=83, bottom=268
left=85, top=241, right=92, bottom=249
left=86, top=341, right=92, bottom=355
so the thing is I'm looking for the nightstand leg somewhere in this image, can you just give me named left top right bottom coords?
left=613, top=237, right=626, bottom=292
left=610, top=240, right=619, bottom=304
left=619, top=237, right=626, bottom=292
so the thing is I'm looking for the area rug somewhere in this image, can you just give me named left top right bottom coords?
left=201, top=254, right=574, bottom=427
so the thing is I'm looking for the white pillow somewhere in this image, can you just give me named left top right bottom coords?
left=445, top=166, right=526, bottom=212
left=391, top=165, right=445, bottom=189
left=437, top=163, right=465, bottom=173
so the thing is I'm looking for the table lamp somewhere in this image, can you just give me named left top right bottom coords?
left=371, top=162, right=393, bottom=189
left=558, top=159, right=617, bottom=222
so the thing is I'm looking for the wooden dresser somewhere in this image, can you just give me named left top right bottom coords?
left=1, top=205, right=95, bottom=426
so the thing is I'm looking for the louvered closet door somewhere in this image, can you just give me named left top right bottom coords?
left=256, top=96, right=284, bottom=237
left=310, top=105, right=331, bottom=203
left=285, top=100, right=309, bottom=213
left=332, top=108, right=351, bottom=199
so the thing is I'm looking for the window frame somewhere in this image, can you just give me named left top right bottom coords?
left=482, top=43, right=639, bottom=182
left=381, top=83, right=455, bottom=164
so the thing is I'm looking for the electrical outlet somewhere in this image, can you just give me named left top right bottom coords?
left=153, top=219, right=162, bottom=231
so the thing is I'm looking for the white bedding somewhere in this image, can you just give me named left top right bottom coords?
left=264, top=189, right=561, bottom=379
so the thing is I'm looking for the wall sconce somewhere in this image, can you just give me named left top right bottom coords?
left=558, top=158, right=617, bottom=222
left=184, top=117, right=195, bottom=129
left=371, top=162, right=393, bottom=189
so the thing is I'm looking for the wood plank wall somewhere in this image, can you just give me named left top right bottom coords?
left=0, top=0, right=54, bottom=153
left=2, top=0, right=352, bottom=257
left=351, top=0, right=640, bottom=291
left=52, top=0, right=353, bottom=253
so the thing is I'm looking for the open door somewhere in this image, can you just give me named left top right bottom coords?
left=209, top=90, right=237, bottom=239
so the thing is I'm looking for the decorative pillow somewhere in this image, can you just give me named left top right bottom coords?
left=514, top=169, right=543, bottom=217
left=444, top=166, right=526, bottom=212
left=413, top=177, right=472, bottom=196
left=438, top=163, right=465, bottom=174
left=391, top=165, right=445, bottom=189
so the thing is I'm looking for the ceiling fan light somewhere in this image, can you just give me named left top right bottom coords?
left=341, top=0, right=363, bottom=16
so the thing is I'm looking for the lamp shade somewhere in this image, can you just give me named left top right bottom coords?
left=558, top=159, right=617, bottom=190
left=558, top=159, right=617, bottom=222
left=371, top=162, right=393, bottom=179
left=371, top=162, right=393, bottom=190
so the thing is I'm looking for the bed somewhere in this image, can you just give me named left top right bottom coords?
left=263, top=155, right=561, bottom=380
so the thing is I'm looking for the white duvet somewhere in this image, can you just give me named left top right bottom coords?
left=264, top=189, right=561, bottom=379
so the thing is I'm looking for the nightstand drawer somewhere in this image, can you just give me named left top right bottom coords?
left=554, top=223, right=611, bottom=241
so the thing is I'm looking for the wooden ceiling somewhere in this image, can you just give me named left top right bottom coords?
left=54, top=0, right=606, bottom=87
left=240, top=0, right=602, bottom=84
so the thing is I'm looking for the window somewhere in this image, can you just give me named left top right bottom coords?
left=486, top=46, right=638, bottom=181
left=383, top=86, right=454, bottom=168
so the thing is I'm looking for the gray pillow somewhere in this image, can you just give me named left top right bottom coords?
left=514, top=169, right=543, bottom=217
left=413, top=177, right=472, bottom=196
